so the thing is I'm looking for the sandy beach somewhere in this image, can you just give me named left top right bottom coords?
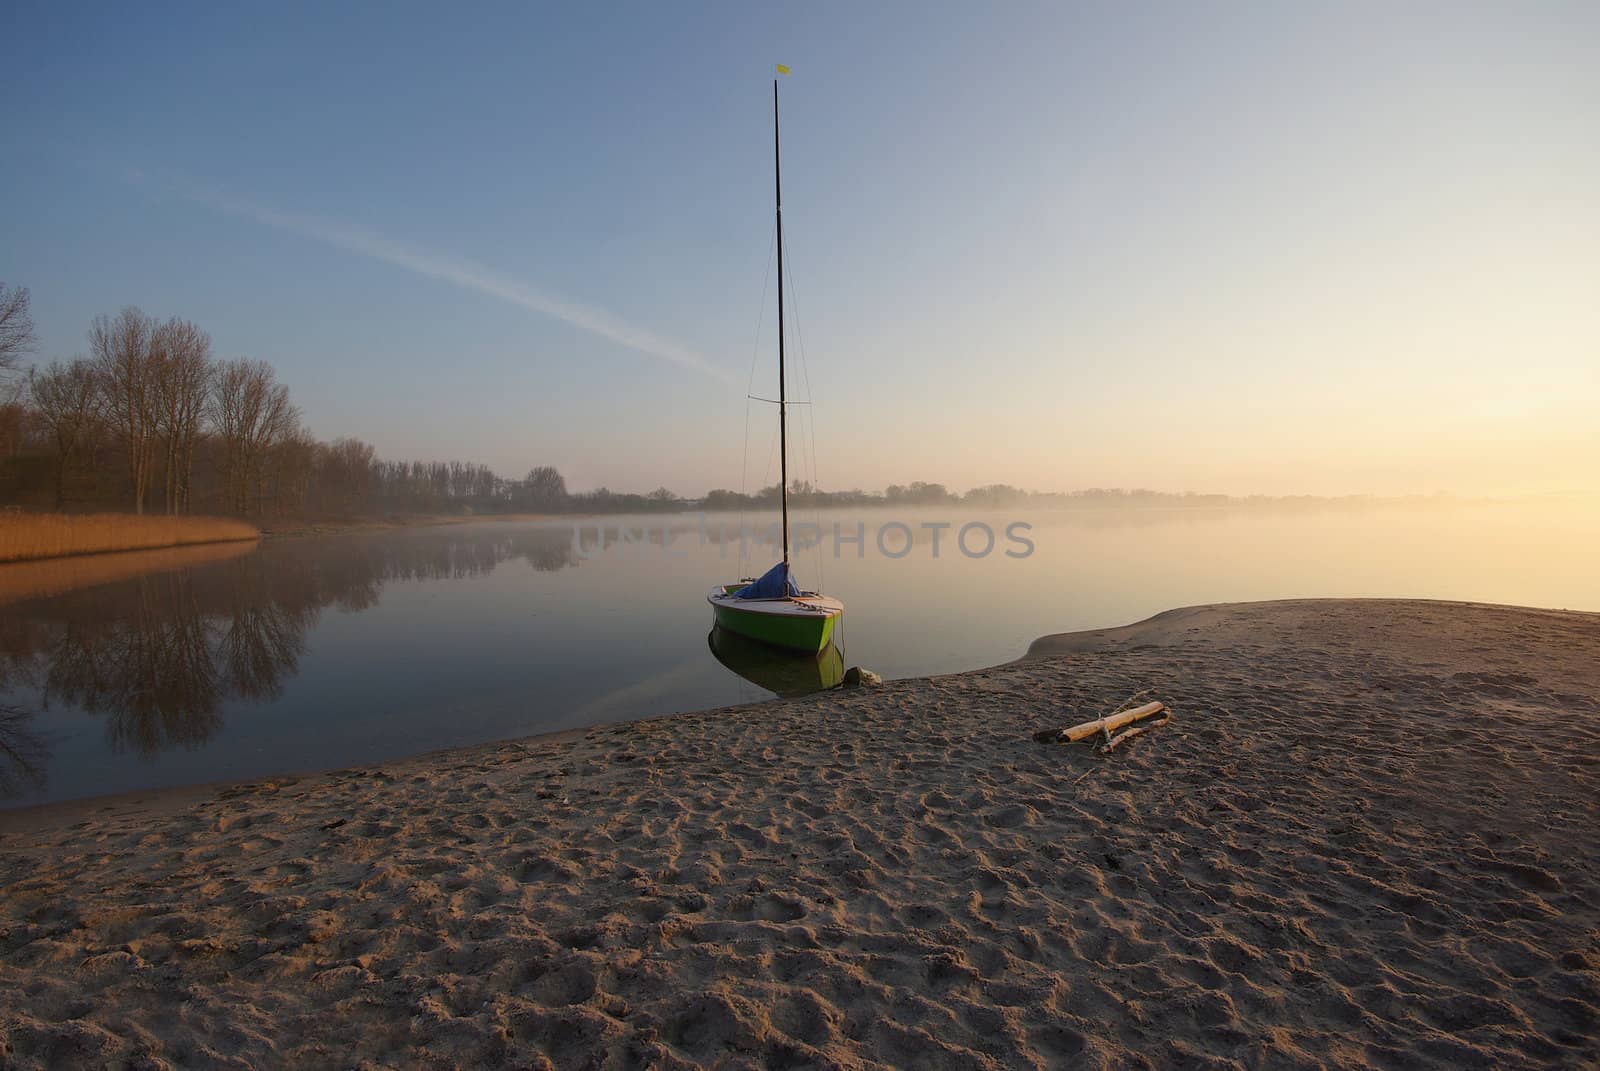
left=1, top=598, right=1596, bottom=1069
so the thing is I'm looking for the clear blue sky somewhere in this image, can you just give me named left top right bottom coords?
left=4, top=2, right=1596, bottom=496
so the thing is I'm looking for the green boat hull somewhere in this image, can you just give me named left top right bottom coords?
left=711, top=599, right=838, bottom=653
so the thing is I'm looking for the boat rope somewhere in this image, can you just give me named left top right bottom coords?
left=745, top=225, right=775, bottom=402
left=738, top=223, right=777, bottom=579
left=738, top=394, right=751, bottom=578
left=781, top=232, right=826, bottom=597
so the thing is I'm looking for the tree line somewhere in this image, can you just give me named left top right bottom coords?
left=1, top=292, right=320, bottom=515
left=0, top=290, right=573, bottom=517
left=0, top=284, right=1403, bottom=519
left=0, top=288, right=1048, bottom=519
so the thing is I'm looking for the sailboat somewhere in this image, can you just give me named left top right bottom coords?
left=707, top=71, right=845, bottom=654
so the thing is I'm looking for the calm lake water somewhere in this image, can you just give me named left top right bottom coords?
left=2, top=500, right=1596, bottom=807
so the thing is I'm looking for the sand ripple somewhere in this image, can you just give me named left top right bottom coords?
left=1, top=599, right=1597, bottom=1068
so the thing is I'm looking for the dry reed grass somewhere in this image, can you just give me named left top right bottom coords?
left=0, top=512, right=259, bottom=564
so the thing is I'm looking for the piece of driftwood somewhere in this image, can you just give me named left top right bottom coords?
left=1098, top=714, right=1171, bottom=753
left=1059, top=701, right=1166, bottom=742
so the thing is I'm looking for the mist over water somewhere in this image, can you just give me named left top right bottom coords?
left=0, top=497, right=1594, bottom=807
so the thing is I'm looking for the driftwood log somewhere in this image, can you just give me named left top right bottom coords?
left=1059, top=701, right=1166, bottom=743
left=1097, top=713, right=1171, bottom=753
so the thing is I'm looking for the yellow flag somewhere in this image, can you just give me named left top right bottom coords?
left=775, top=64, right=791, bottom=75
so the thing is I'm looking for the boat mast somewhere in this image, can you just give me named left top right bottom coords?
left=774, top=78, right=790, bottom=569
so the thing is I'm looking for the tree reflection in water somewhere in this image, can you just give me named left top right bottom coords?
left=44, top=571, right=227, bottom=757
left=0, top=525, right=579, bottom=784
left=0, top=705, right=48, bottom=799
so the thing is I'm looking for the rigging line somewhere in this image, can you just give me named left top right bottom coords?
left=790, top=401, right=820, bottom=592
left=738, top=391, right=751, bottom=576
left=738, top=224, right=778, bottom=576
left=781, top=235, right=827, bottom=593
left=794, top=330, right=822, bottom=587
left=776, top=239, right=808, bottom=583
left=746, top=224, right=777, bottom=397
left=809, top=406, right=825, bottom=593
left=746, top=416, right=784, bottom=574
left=781, top=239, right=820, bottom=462
left=757, top=418, right=781, bottom=539
left=782, top=235, right=818, bottom=422
left=744, top=418, right=783, bottom=576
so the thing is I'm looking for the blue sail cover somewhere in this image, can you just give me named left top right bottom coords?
left=735, top=561, right=800, bottom=599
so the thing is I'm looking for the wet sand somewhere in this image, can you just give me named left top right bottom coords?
left=1, top=599, right=1596, bottom=1069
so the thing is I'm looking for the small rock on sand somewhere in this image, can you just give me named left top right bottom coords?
left=842, top=666, right=883, bottom=688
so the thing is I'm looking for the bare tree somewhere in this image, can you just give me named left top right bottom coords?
left=210, top=358, right=298, bottom=515
left=317, top=437, right=377, bottom=513
left=29, top=358, right=103, bottom=508
left=0, top=397, right=30, bottom=460
left=266, top=424, right=316, bottom=515
left=89, top=307, right=160, bottom=513
left=0, top=285, right=36, bottom=423
left=0, top=284, right=35, bottom=375
left=523, top=466, right=568, bottom=511
left=150, top=317, right=213, bottom=514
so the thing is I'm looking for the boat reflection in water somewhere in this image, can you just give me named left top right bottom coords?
left=707, top=627, right=844, bottom=698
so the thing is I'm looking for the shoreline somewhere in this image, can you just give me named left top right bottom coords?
left=0, top=726, right=596, bottom=835
left=4, top=596, right=1596, bottom=829
left=0, top=597, right=1363, bottom=824
left=256, top=511, right=569, bottom=539
left=0, top=511, right=260, bottom=565
left=0, top=510, right=567, bottom=565
left=2, top=598, right=1596, bottom=1068
left=0, top=538, right=260, bottom=607
left=0, top=532, right=260, bottom=565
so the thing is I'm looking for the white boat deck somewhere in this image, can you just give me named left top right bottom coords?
left=707, top=585, right=844, bottom=617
